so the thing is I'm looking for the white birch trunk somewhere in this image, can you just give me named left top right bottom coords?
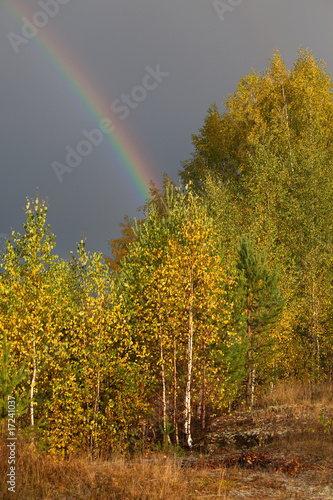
left=160, top=324, right=171, bottom=445
left=251, top=367, right=256, bottom=407
left=184, top=265, right=194, bottom=448
left=173, top=334, right=179, bottom=445
left=30, top=338, right=36, bottom=428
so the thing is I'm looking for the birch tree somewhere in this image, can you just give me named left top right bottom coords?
left=0, top=194, right=58, bottom=430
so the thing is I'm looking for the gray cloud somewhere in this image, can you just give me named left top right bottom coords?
left=1, top=0, right=332, bottom=258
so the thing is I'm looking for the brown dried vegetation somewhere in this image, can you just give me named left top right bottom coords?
left=1, top=382, right=333, bottom=499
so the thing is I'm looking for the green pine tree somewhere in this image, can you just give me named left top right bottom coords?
left=236, top=237, right=285, bottom=407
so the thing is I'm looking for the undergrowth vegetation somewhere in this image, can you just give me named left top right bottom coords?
left=1, top=382, right=333, bottom=499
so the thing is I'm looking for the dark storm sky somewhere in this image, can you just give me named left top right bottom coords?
left=1, top=0, right=332, bottom=259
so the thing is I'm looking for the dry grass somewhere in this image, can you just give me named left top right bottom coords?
left=1, top=383, right=333, bottom=499
left=1, top=436, right=332, bottom=499
left=0, top=441, right=233, bottom=500
left=257, top=380, right=333, bottom=408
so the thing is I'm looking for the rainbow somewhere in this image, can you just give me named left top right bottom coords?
left=2, top=1, right=160, bottom=201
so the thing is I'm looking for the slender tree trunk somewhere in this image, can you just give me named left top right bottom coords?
left=271, top=358, right=276, bottom=392
left=173, top=334, right=179, bottom=445
left=161, top=331, right=166, bottom=432
left=246, top=364, right=252, bottom=408
left=201, top=341, right=206, bottom=430
left=81, top=308, right=91, bottom=443
left=251, top=366, right=256, bottom=407
left=30, top=338, right=36, bottom=428
left=185, top=264, right=194, bottom=447
left=91, top=327, right=102, bottom=458
left=311, top=272, right=320, bottom=384
left=160, top=324, right=170, bottom=445
left=91, top=367, right=101, bottom=458
left=246, top=288, right=253, bottom=408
